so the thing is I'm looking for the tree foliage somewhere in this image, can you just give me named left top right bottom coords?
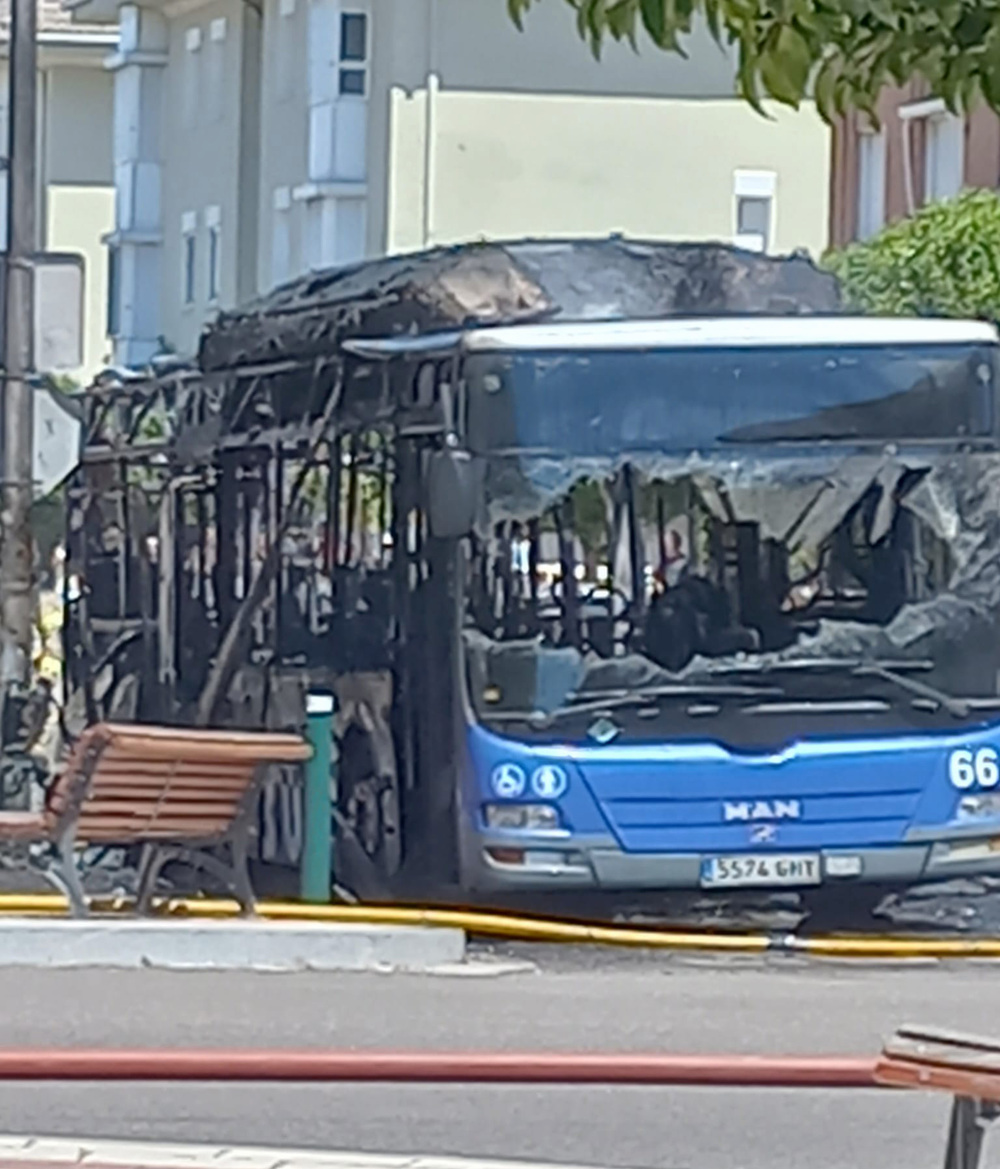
left=823, top=188, right=1000, bottom=320
left=505, top=0, right=1000, bottom=121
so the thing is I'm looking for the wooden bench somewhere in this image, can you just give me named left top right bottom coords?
left=876, top=1026, right=1000, bottom=1169
left=0, top=722, right=311, bottom=916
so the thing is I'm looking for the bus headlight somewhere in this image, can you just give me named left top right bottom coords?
left=484, top=804, right=562, bottom=830
left=958, top=793, right=1000, bottom=819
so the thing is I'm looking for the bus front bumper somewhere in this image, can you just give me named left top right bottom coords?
left=466, top=830, right=1000, bottom=892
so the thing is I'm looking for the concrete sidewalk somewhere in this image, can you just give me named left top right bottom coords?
left=0, top=1137, right=612, bottom=1169
left=0, top=918, right=465, bottom=972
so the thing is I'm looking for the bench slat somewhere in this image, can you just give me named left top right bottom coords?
left=875, top=1056, right=1000, bottom=1103
left=81, top=780, right=254, bottom=797
left=76, top=818, right=234, bottom=839
left=49, top=780, right=255, bottom=814
left=894, top=1026, right=1000, bottom=1055
left=100, top=727, right=310, bottom=765
left=88, top=759, right=262, bottom=778
left=85, top=772, right=254, bottom=790
left=884, top=1037, right=1000, bottom=1073
left=80, top=801, right=246, bottom=817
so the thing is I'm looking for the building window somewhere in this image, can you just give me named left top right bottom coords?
left=856, top=128, right=886, bottom=240
left=339, top=11, right=368, bottom=97
left=736, top=197, right=771, bottom=253
left=733, top=169, right=775, bottom=254
left=106, top=244, right=120, bottom=337
left=272, top=187, right=291, bottom=286
left=207, top=18, right=226, bottom=122
left=183, top=26, right=202, bottom=128
left=275, top=0, right=296, bottom=101
left=208, top=227, right=220, bottom=300
left=925, top=112, right=964, bottom=203
left=182, top=212, right=197, bottom=306
left=206, top=206, right=222, bottom=302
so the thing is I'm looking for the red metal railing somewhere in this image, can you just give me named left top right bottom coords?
left=0, top=1050, right=878, bottom=1086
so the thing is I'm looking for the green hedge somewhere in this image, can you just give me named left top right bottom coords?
left=823, top=188, right=1000, bottom=321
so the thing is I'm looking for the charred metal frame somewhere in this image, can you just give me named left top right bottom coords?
left=67, top=342, right=462, bottom=894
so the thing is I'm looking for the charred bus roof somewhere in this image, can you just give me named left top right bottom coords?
left=196, top=237, right=843, bottom=374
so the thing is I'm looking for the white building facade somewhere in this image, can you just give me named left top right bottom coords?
left=66, top=0, right=833, bottom=365
left=1, top=0, right=116, bottom=381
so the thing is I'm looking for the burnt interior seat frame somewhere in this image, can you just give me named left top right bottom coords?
left=876, top=1026, right=1000, bottom=1169
left=0, top=722, right=311, bottom=917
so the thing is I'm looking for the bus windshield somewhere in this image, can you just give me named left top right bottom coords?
left=465, top=342, right=997, bottom=455
left=460, top=341, right=1000, bottom=746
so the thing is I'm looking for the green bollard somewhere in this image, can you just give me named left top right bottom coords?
left=301, top=691, right=335, bottom=903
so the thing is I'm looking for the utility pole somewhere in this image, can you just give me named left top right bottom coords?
left=0, top=0, right=37, bottom=692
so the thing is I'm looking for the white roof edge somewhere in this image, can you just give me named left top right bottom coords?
left=459, top=316, right=1000, bottom=353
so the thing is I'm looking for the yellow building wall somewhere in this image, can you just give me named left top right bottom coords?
left=387, top=89, right=830, bottom=259
left=46, top=184, right=116, bottom=383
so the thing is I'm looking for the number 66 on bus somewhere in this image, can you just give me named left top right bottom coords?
left=949, top=748, right=1000, bottom=790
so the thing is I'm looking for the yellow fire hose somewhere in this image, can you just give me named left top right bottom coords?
left=0, top=892, right=997, bottom=959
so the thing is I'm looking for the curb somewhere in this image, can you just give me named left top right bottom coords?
left=0, top=918, right=465, bottom=972
left=0, top=1136, right=623, bottom=1169
left=0, top=892, right=996, bottom=961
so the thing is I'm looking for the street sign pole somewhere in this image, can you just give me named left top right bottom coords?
left=0, top=0, right=37, bottom=691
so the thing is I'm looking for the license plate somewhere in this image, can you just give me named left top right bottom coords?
left=700, top=853, right=821, bottom=889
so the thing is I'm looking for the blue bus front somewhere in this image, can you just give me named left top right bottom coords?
left=453, top=318, right=1000, bottom=895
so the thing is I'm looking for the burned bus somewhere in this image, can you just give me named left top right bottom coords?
left=65, top=239, right=1000, bottom=907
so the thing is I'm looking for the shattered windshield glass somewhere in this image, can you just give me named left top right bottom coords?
left=460, top=342, right=1000, bottom=746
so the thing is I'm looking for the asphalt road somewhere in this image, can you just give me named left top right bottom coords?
left=0, top=947, right=995, bottom=1169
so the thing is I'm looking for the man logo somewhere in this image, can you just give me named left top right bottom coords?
left=750, top=824, right=777, bottom=844
left=723, top=799, right=802, bottom=822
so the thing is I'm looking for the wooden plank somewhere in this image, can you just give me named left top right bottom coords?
left=77, top=819, right=230, bottom=841
left=883, top=1038, right=1000, bottom=1074
left=89, top=778, right=252, bottom=796
left=875, top=1056, right=1000, bottom=1103
left=90, top=765, right=251, bottom=780
left=100, top=727, right=310, bottom=765
left=81, top=801, right=241, bottom=818
left=894, top=1026, right=1000, bottom=1056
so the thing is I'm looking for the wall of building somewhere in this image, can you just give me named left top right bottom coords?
left=0, top=57, right=113, bottom=381
left=44, top=63, right=113, bottom=184
left=44, top=64, right=115, bottom=381
left=108, top=0, right=833, bottom=356
left=256, top=0, right=773, bottom=293
left=383, top=0, right=739, bottom=99
left=256, top=0, right=371, bottom=292
left=159, top=0, right=259, bottom=356
left=46, top=183, right=115, bottom=379
left=387, top=89, right=831, bottom=258
left=256, top=0, right=309, bottom=292
left=830, top=84, right=1000, bottom=247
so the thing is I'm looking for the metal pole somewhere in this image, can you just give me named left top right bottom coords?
left=301, top=692, right=334, bottom=902
left=0, top=0, right=37, bottom=690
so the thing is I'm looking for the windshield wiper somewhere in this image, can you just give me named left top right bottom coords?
left=486, top=683, right=786, bottom=727
left=715, top=656, right=969, bottom=718
left=853, top=662, right=970, bottom=718
left=705, top=657, right=936, bottom=676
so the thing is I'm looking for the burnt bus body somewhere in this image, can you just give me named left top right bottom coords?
left=65, top=238, right=1000, bottom=903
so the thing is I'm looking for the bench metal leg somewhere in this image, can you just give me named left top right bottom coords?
left=944, top=1097, right=1000, bottom=1169
left=229, top=833, right=255, bottom=918
left=45, top=849, right=88, bottom=918
left=135, top=843, right=256, bottom=916
left=134, top=844, right=160, bottom=914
